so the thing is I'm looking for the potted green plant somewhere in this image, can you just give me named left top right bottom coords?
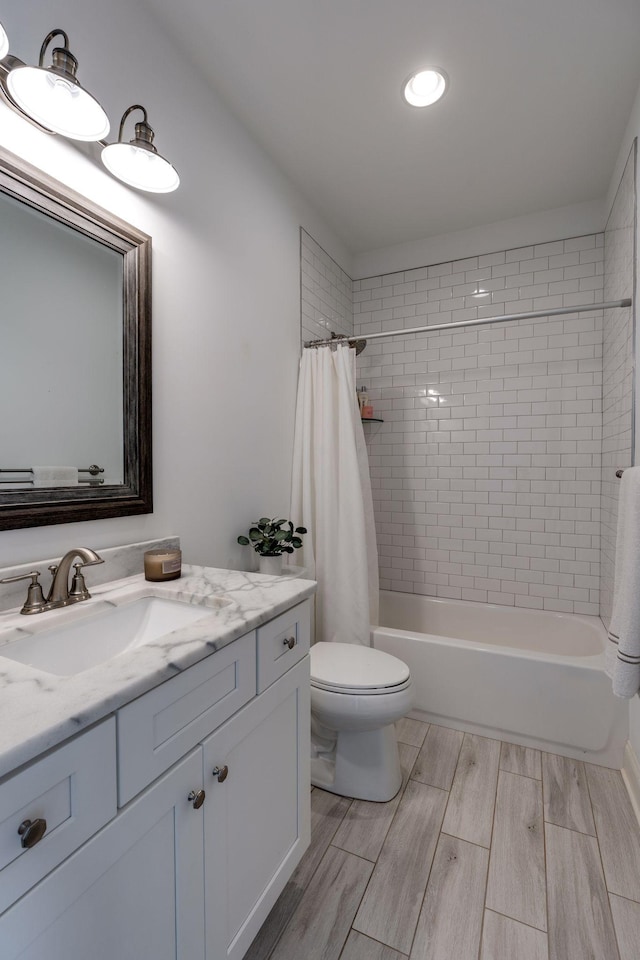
left=237, top=517, right=307, bottom=575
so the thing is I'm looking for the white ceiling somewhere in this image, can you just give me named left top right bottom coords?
left=145, top=0, right=640, bottom=255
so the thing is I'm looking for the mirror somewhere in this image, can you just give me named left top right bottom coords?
left=0, top=144, right=152, bottom=530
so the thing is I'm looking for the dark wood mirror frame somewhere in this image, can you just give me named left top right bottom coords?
left=0, top=145, right=152, bottom=530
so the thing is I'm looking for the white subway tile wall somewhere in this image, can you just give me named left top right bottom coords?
left=600, top=147, right=636, bottom=629
left=354, top=237, right=606, bottom=614
left=300, top=229, right=353, bottom=347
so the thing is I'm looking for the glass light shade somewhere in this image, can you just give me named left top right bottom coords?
left=102, top=142, right=180, bottom=193
left=403, top=69, right=447, bottom=107
left=0, top=23, right=9, bottom=60
left=7, top=65, right=110, bottom=140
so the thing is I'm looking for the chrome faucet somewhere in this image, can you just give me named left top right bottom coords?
left=46, top=548, right=104, bottom=608
left=1, top=547, right=105, bottom=615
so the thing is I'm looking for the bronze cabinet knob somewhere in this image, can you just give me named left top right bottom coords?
left=18, top=818, right=47, bottom=849
left=212, top=765, right=229, bottom=783
left=187, top=789, right=206, bottom=810
left=283, top=636, right=296, bottom=649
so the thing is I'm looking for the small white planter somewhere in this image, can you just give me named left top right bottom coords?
left=258, top=555, right=283, bottom=576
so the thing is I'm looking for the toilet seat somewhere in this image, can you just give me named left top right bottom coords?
left=310, top=642, right=411, bottom=696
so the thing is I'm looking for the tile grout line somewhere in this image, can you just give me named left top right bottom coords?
left=484, top=907, right=549, bottom=936
left=380, top=727, right=464, bottom=957
left=499, top=769, right=542, bottom=782
left=605, top=892, right=626, bottom=960
left=331, top=743, right=421, bottom=863
left=478, top=757, right=506, bottom=960
left=433, top=731, right=466, bottom=839
left=404, top=788, right=451, bottom=960
left=334, top=832, right=397, bottom=960
left=439, top=830, right=494, bottom=852
left=336, top=765, right=448, bottom=959
left=541, top=768, right=551, bottom=960
left=396, top=718, right=430, bottom=750
left=474, top=834, right=492, bottom=960
left=542, top=816, right=597, bottom=838
left=337, top=930, right=410, bottom=960
left=607, top=890, right=640, bottom=907
left=583, top=766, right=624, bottom=960
left=260, top=794, right=355, bottom=960
left=408, top=725, right=464, bottom=793
left=498, top=744, right=542, bottom=781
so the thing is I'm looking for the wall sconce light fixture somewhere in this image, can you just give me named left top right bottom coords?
left=0, top=22, right=9, bottom=61
left=5, top=29, right=110, bottom=141
left=101, top=105, right=179, bottom=193
left=0, top=26, right=179, bottom=192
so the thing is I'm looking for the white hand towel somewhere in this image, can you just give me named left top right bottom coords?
left=32, top=466, right=78, bottom=487
left=605, top=466, right=640, bottom=698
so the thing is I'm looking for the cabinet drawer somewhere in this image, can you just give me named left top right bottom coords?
left=0, top=718, right=116, bottom=915
left=256, top=599, right=310, bottom=692
left=117, top=632, right=256, bottom=805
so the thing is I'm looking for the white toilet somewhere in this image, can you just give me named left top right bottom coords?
left=309, top=641, right=413, bottom=802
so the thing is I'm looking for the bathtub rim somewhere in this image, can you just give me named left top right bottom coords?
left=371, top=622, right=606, bottom=670
left=375, top=589, right=607, bottom=667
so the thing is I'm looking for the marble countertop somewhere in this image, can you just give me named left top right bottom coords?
left=0, top=564, right=316, bottom=779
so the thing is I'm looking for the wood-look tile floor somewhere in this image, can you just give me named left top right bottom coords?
left=246, top=719, right=640, bottom=960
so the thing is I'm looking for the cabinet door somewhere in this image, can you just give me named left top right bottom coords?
left=0, top=749, right=206, bottom=960
left=202, top=657, right=310, bottom=960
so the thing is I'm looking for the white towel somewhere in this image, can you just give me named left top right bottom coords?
left=32, top=466, right=78, bottom=487
left=606, top=466, right=640, bottom=698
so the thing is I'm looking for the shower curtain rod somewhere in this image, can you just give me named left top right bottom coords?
left=304, top=298, right=633, bottom=349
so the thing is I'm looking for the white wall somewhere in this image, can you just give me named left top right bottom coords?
left=353, top=199, right=605, bottom=280
left=0, top=0, right=350, bottom=569
left=608, top=79, right=640, bottom=759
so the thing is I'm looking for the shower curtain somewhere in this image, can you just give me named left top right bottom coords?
left=291, top=344, right=378, bottom=646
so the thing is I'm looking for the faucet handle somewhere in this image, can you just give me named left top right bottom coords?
left=0, top=571, right=47, bottom=615
left=69, top=562, right=91, bottom=601
left=68, top=555, right=103, bottom=602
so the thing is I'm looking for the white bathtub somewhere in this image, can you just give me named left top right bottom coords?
left=372, top=590, right=628, bottom=767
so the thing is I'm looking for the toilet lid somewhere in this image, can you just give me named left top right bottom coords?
left=310, top=642, right=410, bottom=692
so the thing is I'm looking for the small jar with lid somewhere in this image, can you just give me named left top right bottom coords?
left=144, top=548, right=182, bottom=582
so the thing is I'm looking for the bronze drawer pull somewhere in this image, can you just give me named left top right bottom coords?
left=212, top=765, right=229, bottom=783
left=18, top=818, right=47, bottom=849
left=188, top=789, right=206, bottom=810
left=283, top=636, right=296, bottom=650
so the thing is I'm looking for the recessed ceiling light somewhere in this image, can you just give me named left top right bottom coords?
left=403, top=68, right=447, bottom=107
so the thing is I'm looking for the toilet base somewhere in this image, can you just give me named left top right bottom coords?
left=310, top=722, right=402, bottom=802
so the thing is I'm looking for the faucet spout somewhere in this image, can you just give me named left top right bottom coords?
left=47, top=548, right=104, bottom=606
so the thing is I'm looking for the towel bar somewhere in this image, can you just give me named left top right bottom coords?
left=0, top=465, right=104, bottom=476
left=0, top=464, right=105, bottom=485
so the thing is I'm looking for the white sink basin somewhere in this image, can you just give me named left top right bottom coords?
left=0, top=596, right=228, bottom=676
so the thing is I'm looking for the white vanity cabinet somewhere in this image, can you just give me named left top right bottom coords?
left=203, top=657, right=310, bottom=960
left=0, top=596, right=311, bottom=960
left=1, top=748, right=206, bottom=960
